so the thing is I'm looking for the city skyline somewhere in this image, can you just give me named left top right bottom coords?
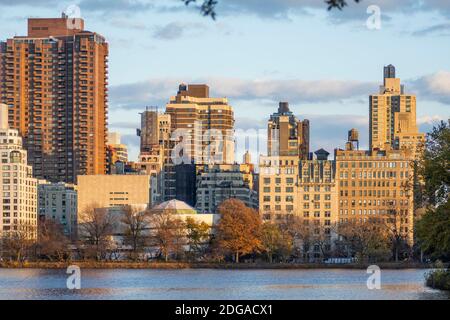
left=0, top=2, right=449, bottom=304
left=0, top=0, right=448, bottom=160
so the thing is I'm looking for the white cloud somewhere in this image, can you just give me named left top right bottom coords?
left=152, top=22, right=207, bottom=40
left=409, top=71, right=450, bottom=104
left=109, top=77, right=375, bottom=110
left=417, top=115, right=448, bottom=125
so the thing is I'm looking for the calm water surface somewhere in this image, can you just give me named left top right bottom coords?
left=0, top=268, right=448, bottom=300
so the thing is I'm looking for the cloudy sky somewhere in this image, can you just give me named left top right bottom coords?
left=0, top=0, right=449, bottom=161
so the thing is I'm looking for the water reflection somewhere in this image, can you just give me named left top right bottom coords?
left=0, top=268, right=448, bottom=300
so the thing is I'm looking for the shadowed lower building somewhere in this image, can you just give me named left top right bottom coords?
left=195, top=162, right=258, bottom=214
left=38, top=182, right=77, bottom=238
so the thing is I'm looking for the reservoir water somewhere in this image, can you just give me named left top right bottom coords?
left=0, top=268, right=448, bottom=300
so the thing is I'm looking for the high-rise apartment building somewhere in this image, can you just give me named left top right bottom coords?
left=369, top=65, right=424, bottom=156
left=259, top=102, right=311, bottom=220
left=165, top=84, right=235, bottom=165
left=138, top=107, right=171, bottom=154
left=335, top=132, right=415, bottom=245
left=267, top=102, right=309, bottom=159
left=135, top=107, right=172, bottom=205
left=0, top=104, right=38, bottom=239
left=162, top=84, right=235, bottom=203
left=0, top=14, right=108, bottom=183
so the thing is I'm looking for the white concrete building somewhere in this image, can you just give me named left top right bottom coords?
left=0, top=104, right=38, bottom=239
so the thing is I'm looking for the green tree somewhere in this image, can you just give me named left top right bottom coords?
left=416, top=121, right=450, bottom=262
left=215, top=199, right=262, bottom=263
left=261, top=222, right=293, bottom=263
left=416, top=201, right=450, bottom=261
left=420, top=121, right=450, bottom=206
left=261, top=223, right=282, bottom=263
left=185, top=217, right=211, bottom=260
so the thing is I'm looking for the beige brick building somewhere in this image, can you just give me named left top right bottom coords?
left=259, top=150, right=338, bottom=260
left=259, top=155, right=300, bottom=221
left=77, top=175, right=150, bottom=215
left=369, top=65, right=424, bottom=157
left=165, top=84, right=235, bottom=165
left=335, top=145, right=415, bottom=245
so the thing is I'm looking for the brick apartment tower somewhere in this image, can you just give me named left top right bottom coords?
left=0, top=14, right=108, bottom=183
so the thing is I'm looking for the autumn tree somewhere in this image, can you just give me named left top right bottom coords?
left=78, top=204, right=117, bottom=261
left=121, top=206, right=150, bottom=261
left=36, top=219, right=70, bottom=262
left=215, top=199, right=262, bottom=263
left=185, top=217, right=211, bottom=261
left=149, top=210, right=186, bottom=262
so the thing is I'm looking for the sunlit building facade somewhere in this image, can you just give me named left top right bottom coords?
left=369, top=65, right=424, bottom=157
left=0, top=15, right=109, bottom=183
left=335, top=142, right=415, bottom=245
left=0, top=104, right=38, bottom=239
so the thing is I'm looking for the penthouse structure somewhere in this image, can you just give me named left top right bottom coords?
left=267, top=102, right=309, bottom=159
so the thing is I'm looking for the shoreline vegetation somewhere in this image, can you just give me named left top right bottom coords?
left=426, top=269, right=450, bottom=291
left=0, top=261, right=442, bottom=270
